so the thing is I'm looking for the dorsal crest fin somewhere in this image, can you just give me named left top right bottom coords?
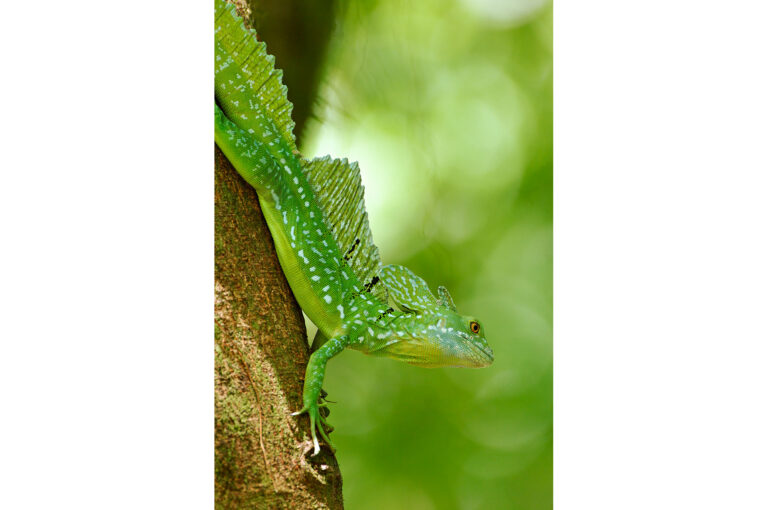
left=379, top=265, right=440, bottom=313
left=437, top=286, right=457, bottom=311
left=303, top=156, right=389, bottom=304
left=214, top=0, right=297, bottom=153
left=215, top=0, right=389, bottom=306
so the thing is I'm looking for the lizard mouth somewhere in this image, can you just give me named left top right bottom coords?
left=478, top=344, right=494, bottom=366
left=369, top=333, right=494, bottom=368
left=453, top=330, right=494, bottom=367
left=468, top=341, right=494, bottom=367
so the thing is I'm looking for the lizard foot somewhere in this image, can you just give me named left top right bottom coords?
left=291, top=401, right=335, bottom=456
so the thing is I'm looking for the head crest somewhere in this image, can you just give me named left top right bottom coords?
left=437, top=286, right=456, bottom=311
left=379, top=265, right=438, bottom=313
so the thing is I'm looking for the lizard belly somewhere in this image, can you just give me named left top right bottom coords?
left=259, top=197, right=343, bottom=336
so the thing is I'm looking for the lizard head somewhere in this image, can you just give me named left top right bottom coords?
left=374, top=265, right=494, bottom=368
left=406, top=309, right=494, bottom=368
left=373, top=307, right=494, bottom=368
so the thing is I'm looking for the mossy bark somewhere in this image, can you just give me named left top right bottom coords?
left=215, top=1, right=339, bottom=508
left=215, top=148, right=342, bottom=509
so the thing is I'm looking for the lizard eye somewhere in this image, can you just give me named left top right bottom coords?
left=469, top=321, right=481, bottom=334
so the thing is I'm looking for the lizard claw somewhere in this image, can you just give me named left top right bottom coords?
left=291, top=401, right=335, bottom=456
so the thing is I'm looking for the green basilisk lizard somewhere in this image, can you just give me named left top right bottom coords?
left=214, top=0, right=494, bottom=455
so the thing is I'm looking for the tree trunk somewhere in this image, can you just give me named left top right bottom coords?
left=214, top=1, right=339, bottom=508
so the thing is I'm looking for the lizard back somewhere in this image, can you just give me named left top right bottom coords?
left=214, top=0, right=388, bottom=335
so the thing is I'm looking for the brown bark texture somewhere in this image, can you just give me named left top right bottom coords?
left=215, top=1, right=339, bottom=508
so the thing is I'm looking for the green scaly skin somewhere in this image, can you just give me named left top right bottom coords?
left=214, top=0, right=493, bottom=456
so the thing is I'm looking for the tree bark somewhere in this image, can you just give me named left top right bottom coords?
left=215, top=1, right=339, bottom=508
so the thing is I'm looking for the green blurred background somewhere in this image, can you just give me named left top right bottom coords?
left=301, top=0, right=552, bottom=507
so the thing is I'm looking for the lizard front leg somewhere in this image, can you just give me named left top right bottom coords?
left=292, top=334, right=349, bottom=455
